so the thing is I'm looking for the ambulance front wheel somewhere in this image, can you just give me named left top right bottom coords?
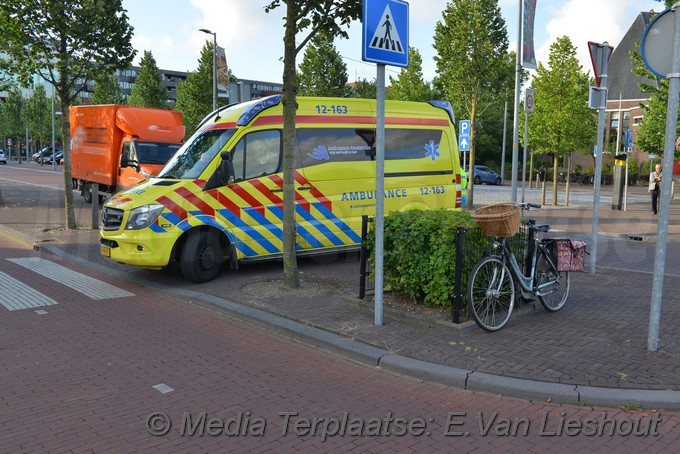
left=180, top=230, right=224, bottom=283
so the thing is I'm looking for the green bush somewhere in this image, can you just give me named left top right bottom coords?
left=366, top=209, right=480, bottom=308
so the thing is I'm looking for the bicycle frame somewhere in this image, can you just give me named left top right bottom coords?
left=493, top=225, right=559, bottom=296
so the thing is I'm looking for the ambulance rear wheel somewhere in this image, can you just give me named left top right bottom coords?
left=180, top=230, right=223, bottom=283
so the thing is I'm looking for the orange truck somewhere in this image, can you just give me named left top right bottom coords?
left=70, top=105, right=185, bottom=202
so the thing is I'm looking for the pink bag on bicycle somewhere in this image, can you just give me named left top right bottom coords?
left=553, top=239, right=587, bottom=272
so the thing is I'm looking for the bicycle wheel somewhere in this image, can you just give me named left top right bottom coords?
left=535, top=248, right=571, bottom=312
left=467, top=256, right=515, bottom=332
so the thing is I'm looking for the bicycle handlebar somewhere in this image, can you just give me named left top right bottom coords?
left=517, top=202, right=541, bottom=210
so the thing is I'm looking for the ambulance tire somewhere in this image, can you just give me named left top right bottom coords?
left=180, top=230, right=223, bottom=283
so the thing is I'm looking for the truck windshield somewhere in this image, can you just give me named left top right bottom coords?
left=157, top=128, right=236, bottom=179
left=136, top=142, right=183, bottom=165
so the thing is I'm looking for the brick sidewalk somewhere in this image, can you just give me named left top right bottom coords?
left=3, top=164, right=680, bottom=403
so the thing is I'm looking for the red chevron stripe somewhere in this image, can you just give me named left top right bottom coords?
left=295, top=172, right=331, bottom=211
left=157, top=195, right=187, bottom=220
left=175, top=187, right=215, bottom=216
left=205, top=188, right=241, bottom=218
left=268, top=174, right=309, bottom=212
left=230, top=183, right=265, bottom=216
left=251, top=179, right=283, bottom=208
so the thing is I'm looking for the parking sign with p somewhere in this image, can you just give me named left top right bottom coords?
left=459, top=120, right=470, bottom=151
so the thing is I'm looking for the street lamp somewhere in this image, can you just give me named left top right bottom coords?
left=199, top=28, right=217, bottom=111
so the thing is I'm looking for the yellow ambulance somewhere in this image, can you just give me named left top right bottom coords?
left=100, top=96, right=463, bottom=282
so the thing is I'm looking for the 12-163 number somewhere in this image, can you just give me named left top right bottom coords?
left=316, top=105, right=348, bottom=115
left=420, top=186, right=445, bottom=195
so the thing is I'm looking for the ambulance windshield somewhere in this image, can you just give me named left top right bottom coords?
left=158, top=128, right=235, bottom=179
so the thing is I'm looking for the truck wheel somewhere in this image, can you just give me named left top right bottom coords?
left=82, top=183, right=92, bottom=203
left=180, top=231, right=224, bottom=283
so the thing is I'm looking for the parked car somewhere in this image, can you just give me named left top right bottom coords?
left=34, top=146, right=62, bottom=163
left=0, top=150, right=6, bottom=164
left=464, top=165, right=502, bottom=185
left=40, top=151, right=63, bottom=165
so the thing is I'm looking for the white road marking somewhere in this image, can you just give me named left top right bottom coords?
left=0, top=272, right=58, bottom=311
left=7, top=257, right=134, bottom=300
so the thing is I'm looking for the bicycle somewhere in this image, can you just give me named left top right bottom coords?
left=467, top=202, right=571, bottom=332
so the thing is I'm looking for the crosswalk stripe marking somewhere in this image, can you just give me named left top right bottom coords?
left=7, top=257, right=134, bottom=300
left=0, top=272, right=58, bottom=311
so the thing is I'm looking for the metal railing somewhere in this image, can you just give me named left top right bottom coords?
left=359, top=215, right=530, bottom=324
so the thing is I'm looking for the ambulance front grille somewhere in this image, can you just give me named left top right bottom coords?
left=101, top=207, right=124, bottom=231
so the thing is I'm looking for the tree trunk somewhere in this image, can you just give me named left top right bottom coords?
left=60, top=96, right=76, bottom=229
left=281, top=0, right=300, bottom=288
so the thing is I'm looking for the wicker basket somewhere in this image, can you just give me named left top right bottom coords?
left=472, top=203, right=521, bottom=237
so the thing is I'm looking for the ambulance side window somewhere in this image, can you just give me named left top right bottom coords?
left=232, top=130, right=281, bottom=181
left=232, top=141, right=245, bottom=181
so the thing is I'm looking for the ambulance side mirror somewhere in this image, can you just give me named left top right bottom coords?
left=220, top=150, right=235, bottom=184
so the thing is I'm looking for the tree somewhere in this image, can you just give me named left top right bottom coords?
left=25, top=84, right=52, bottom=152
left=350, top=78, right=377, bottom=98
left=387, top=47, right=432, bottom=102
left=629, top=38, right=679, bottom=158
left=473, top=51, right=522, bottom=170
left=92, top=71, right=126, bottom=105
left=4, top=87, right=25, bottom=162
left=0, top=0, right=135, bottom=229
left=265, top=0, right=361, bottom=288
left=433, top=0, right=511, bottom=208
left=128, top=51, right=167, bottom=108
left=528, top=36, right=595, bottom=205
left=174, top=41, right=222, bottom=136
left=298, top=32, right=351, bottom=97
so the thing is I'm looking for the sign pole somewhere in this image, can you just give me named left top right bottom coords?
left=363, top=0, right=409, bottom=326
left=510, top=0, right=523, bottom=202
left=375, top=63, right=386, bottom=326
left=521, top=88, right=534, bottom=203
left=588, top=40, right=614, bottom=272
left=589, top=42, right=611, bottom=275
left=501, top=100, right=508, bottom=184
left=648, top=5, right=680, bottom=352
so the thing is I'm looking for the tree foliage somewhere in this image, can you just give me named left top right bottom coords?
left=25, top=84, right=52, bottom=150
left=387, top=47, right=433, bottom=102
left=175, top=41, right=226, bottom=136
left=297, top=32, right=351, bottom=97
left=0, top=0, right=135, bottom=228
left=433, top=0, right=510, bottom=207
left=628, top=38, right=680, bottom=159
left=265, top=0, right=361, bottom=288
left=91, top=71, right=126, bottom=105
left=351, top=78, right=377, bottom=98
left=527, top=36, right=595, bottom=204
left=3, top=88, right=25, bottom=161
left=128, top=51, right=167, bottom=108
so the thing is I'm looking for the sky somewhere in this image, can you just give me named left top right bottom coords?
left=122, top=0, right=665, bottom=85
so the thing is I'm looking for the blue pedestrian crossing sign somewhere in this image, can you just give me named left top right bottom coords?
left=458, top=120, right=470, bottom=151
left=362, top=0, right=409, bottom=67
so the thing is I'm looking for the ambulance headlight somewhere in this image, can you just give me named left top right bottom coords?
left=125, top=204, right=164, bottom=230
